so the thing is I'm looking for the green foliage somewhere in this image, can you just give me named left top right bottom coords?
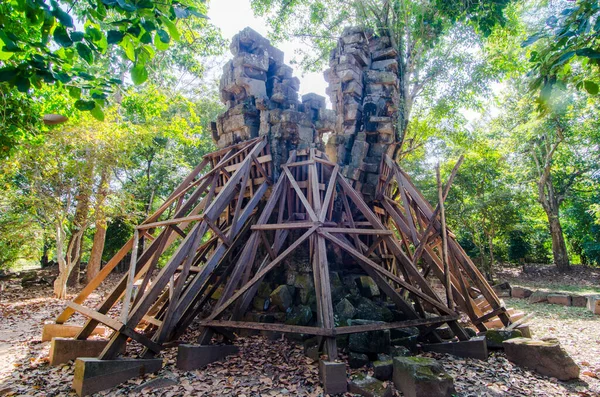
left=524, top=0, right=600, bottom=100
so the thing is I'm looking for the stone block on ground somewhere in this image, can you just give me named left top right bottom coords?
left=349, top=352, right=370, bottom=368
left=503, top=338, right=580, bottom=380
left=335, top=298, right=356, bottom=321
left=515, top=324, right=532, bottom=338
left=319, top=360, right=347, bottom=395
left=571, top=295, right=588, bottom=307
left=492, top=282, right=511, bottom=298
left=587, top=296, right=600, bottom=315
left=349, top=374, right=393, bottom=397
left=176, top=345, right=239, bottom=371
left=528, top=291, right=549, bottom=304
left=49, top=338, right=118, bottom=366
left=390, top=327, right=419, bottom=353
left=485, top=329, right=522, bottom=349
left=390, top=345, right=411, bottom=357
left=511, top=286, right=533, bottom=299
left=73, top=358, right=163, bottom=396
left=373, top=359, right=393, bottom=380
left=42, top=324, right=107, bottom=342
left=422, top=336, right=488, bottom=360
left=348, top=320, right=391, bottom=354
left=547, top=294, right=571, bottom=306
left=393, top=356, right=456, bottom=397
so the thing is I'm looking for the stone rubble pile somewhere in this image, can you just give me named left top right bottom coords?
left=212, top=27, right=335, bottom=174
left=324, top=27, right=399, bottom=202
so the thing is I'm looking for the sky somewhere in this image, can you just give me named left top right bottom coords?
left=207, top=0, right=329, bottom=100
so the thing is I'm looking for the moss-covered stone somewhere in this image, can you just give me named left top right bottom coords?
left=349, top=373, right=393, bottom=397
left=373, top=359, right=393, bottom=380
left=349, top=352, right=370, bottom=368
left=270, top=285, right=293, bottom=311
left=348, top=319, right=390, bottom=354
left=335, top=298, right=356, bottom=321
left=393, top=356, right=455, bottom=397
left=285, top=305, right=312, bottom=326
left=354, top=297, right=394, bottom=322
left=485, top=329, right=522, bottom=349
left=357, top=276, right=380, bottom=297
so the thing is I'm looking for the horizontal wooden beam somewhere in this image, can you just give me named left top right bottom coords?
left=321, top=228, right=393, bottom=235
left=197, top=320, right=333, bottom=336
left=334, top=315, right=459, bottom=335
left=251, top=222, right=317, bottom=230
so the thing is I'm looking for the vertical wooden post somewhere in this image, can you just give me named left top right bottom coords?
left=436, top=164, right=453, bottom=311
left=121, top=229, right=139, bottom=323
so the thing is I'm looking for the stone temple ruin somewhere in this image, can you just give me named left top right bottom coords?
left=44, top=27, right=514, bottom=396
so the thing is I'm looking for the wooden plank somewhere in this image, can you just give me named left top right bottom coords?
left=283, top=166, right=318, bottom=222
left=68, top=302, right=124, bottom=332
left=198, top=320, right=333, bottom=336
left=251, top=222, right=316, bottom=230
left=136, top=214, right=205, bottom=230
left=121, top=230, right=139, bottom=323
left=436, top=165, right=453, bottom=310
left=320, top=228, right=392, bottom=235
left=335, top=315, right=459, bottom=335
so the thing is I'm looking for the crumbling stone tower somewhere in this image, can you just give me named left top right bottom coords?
left=212, top=27, right=335, bottom=178
left=324, top=27, right=400, bottom=202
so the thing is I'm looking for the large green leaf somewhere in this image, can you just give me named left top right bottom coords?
left=154, top=31, right=169, bottom=51
left=53, top=26, right=73, bottom=47
left=76, top=42, right=94, bottom=64
left=160, top=17, right=180, bottom=41
left=74, top=99, right=96, bottom=110
left=107, top=30, right=125, bottom=44
left=90, top=104, right=105, bottom=121
left=121, top=35, right=135, bottom=61
left=51, top=2, right=74, bottom=28
left=157, top=29, right=170, bottom=44
left=583, top=80, right=599, bottom=95
left=130, top=64, right=148, bottom=85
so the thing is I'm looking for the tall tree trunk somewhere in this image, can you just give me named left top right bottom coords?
left=87, top=170, right=109, bottom=283
left=546, top=205, right=570, bottom=271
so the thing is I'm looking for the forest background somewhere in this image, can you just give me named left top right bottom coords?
left=0, top=0, right=599, bottom=298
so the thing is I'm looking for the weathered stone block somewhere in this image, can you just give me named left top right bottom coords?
left=422, top=336, right=488, bottom=360
left=528, top=291, right=549, bottom=303
left=571, top=295, right=588, bottom=307
left=357, top=276, right=380, bottom=297
left=349, top=352, right=370, bottom=368
left=373, top=359, right=394, bottom=380
left=503, top=338, right=579, bottom=380
left=319, top=360, right=347, bottom=394
left=73, top=358, right=163, bottom=396
left=348, top=320, right=391, bottom=354
left=587, top=296, right=600, bottom=314
left=270, top=285, right=293, bottom=311
left=176, top=345, right=239, bottom=371
left=349, top=374, right=393, bottom=397
left=393, top=357, right=455, bottom=397
left=511, top=286, right=533, bottom=299
left=285, top=305, right=312, bottom=326
left=515, top=324, right=532, bottom=338
left=371, top=59, right=398, bottom=73
left=485, top=329, right=522, bottom=349
left=372, top=47, right=398, bottom=61
left=335, top=298, right=356, bottom=321
left=547, top=294, right=571, bottom=306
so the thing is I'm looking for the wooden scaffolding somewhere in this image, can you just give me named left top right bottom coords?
left=45, top=139, right=511, bottom=395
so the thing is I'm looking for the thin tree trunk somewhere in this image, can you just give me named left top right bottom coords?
left=66, top=159, right=94, bottom=286
left=87, top=170, right=109, bottom=283
left=487, top=233, right=495, bottom=282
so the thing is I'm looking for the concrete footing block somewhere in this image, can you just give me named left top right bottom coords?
left=319, top=360, right=347, bottom=394
left=49, top=338, right=113, bottom=365
left=73, top=357, right=163, bottom=396
left=422, top=336, right=488, bottom=360
left=176, top=344, right=239, bottom=371
left=42, top=324, right=107, bottom=342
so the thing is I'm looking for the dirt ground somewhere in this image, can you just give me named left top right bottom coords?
left=0, top=267, right=599, bottom=396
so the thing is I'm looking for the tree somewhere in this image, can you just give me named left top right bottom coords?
left=250, top=0, right=513, bottom=152
left=0, top=0, right=224, bottom=156
left=524, top=0, right=600, bottom=99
